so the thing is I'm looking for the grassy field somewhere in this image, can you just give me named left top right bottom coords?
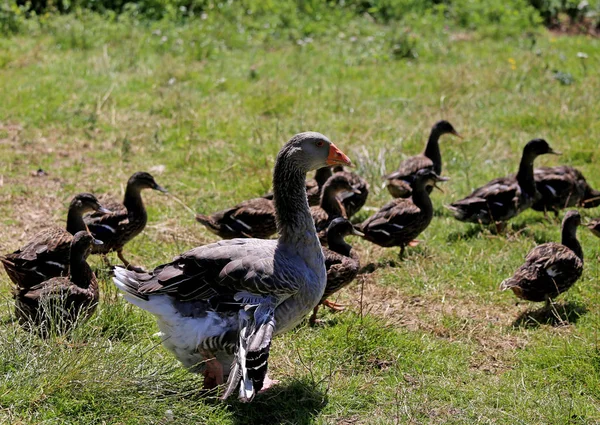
left=1, top=9, right=600, bottom=424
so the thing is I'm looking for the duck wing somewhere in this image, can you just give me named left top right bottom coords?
left=361, top=200, right=424, bottom=246
left=385, top=155, right=434, bottom=181
left=321, top=249, right=360, bottom=301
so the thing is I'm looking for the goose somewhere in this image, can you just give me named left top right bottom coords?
left=262, top=167, right=333, bottom=207
left=385, top=120, right=460, bottom=198
left=1, top=193, right=109, bottom=289
left=532, top=165, right=600, bottom=216
left=333, top=166, right=369, bottom=219
left=447, top=139, right=560, bottom=227
left=85, top=171, right=167, bottom=269
left=195, top=197, right=277, bottom=239
left=500, top=210, right=583, bottom=307
left=13, top=231, right=102, bottom=336
left=360, top=169, right=448, bottom=259
left=111, top=132, right=351, bottom=402
left=309, top=217, right=362, bottom=325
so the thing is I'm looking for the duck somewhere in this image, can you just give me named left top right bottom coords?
left=532, top=165, right=600, bottom=216
left=13, top=231, right=102, bottom=336
left=84, top=171, right=167, bottom=269
left=500, top=210, right=583, bottom=307
left=311, top=174, right=361, bottom=240
left=309, top=217, right=362, bottom=326
left=360, top=169, right=448, bottom=259
left=587, top=218, right=600, bottom=238
left=447, top=139, right=560, bottom=227
left=385, top=120, right=460, bottom=198
left=195, top=197, right=277, bottom=240
left=111, top=132, right=351, bottom=402
left=262, top=167, right=332, bottom=207
left=1, top=193, right=109, bottom=289
left=333, top=165, right=369, bottom=218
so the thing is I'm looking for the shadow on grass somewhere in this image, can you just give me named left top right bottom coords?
left=228, top=378, right=328, bottom=425
left=512, top=301, right=588, bottom=328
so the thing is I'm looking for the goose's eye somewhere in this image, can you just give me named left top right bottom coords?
left=316, top=141, right=324, bottom=147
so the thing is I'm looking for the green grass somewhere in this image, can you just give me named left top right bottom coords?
left=1, top=9, right=600, bottom=424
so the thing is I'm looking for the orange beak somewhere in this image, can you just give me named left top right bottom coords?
left=326, top=143, right=352, bottom=166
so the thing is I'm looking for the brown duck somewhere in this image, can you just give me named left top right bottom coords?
left=309, top=217, right=362, bottom=325
left=333, top=166, right=369, bottom=219
left=447, top=139, right=560, bottom=226
left=360, top=169, right=448, bottom=259
left=500, top=210, right=583, bottom=307
left=311, top=174, right=360, bottom=240
left=84, top=171, right=166, bottom=268
left=13, top=231, right=102, bottom=336
left=385, top=120, right=460, bottom=198
left=532, top=165, right=600, bottom=216
left=1, top=193, right=109, bottom=289
left=196, top=197, right=277, bottom=239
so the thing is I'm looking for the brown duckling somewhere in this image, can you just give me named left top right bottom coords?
left=532, top=165, right=600, bottom=216
left=1, top=193, right=109, bottom=289
left=13, top=231, right=102, bottom=336
left=309, top=217, right=363, bottom=325
left=195, top=197, right=277, bottom=239
left=360, top=169, right=448, bottom=259
left=84, top=171, right=166, bottom=268
left=587, top=218, right=600, bottom=238
left=333, top=166, right=369, bottom=219
left=311, top=174, right=361, bottom=239
left=447, top=139, right=560, bottom=227
left=263, top=167, right=333, bottom=207
left=385, top=120, right=460, bottom=198
left=500, top=210, right=583, bottom=307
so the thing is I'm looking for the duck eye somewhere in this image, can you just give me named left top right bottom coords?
left=316, top=141, right=324, bottom=147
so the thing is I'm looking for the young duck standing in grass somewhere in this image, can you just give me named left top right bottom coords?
left=309, top=217, right=363, bottom=325
left=360, top=169, right=448, bottom=259
left=13, top=231, right=102, bottom=337
left=385, top=120, right=460, bottom=198
left=111, top=132, right=352, bottom=402
left=311, top=174, right=361, bottom=240
left=447, top=139, right=560, bottom=228
left=532, top=165, right=600, bottom=216
left=1, top=193, right=109, bottom=289
left=500, top=210, right=583, bottom=308
left=195, top=197, right=277, bottom=239
left=84, top=171, right=166, bottom=269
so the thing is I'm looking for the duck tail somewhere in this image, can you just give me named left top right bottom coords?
left=581, top=187, right=600, bottom=208
left=222, top=300, right=276, bottom=402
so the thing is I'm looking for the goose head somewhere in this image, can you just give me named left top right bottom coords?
left=280, top=132, right=351, bottom=173
left=70, top=193, right=111, bottom=214
left=128, top=171, right=168, bottom=193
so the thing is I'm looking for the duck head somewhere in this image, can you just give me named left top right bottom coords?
left=433, top=120, right=461, bottom=138
left=128, top=171, right=168, bottom=193
left=70, top=193, right=111, bottom=214
left=413, top=169, right=449, bottom=192
left=523, top=138, right=561, bottom=157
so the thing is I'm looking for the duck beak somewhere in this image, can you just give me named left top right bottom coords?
left=92, top=238, right=104, bottom=246
left=326, top=143, right=352, bottom=167
left=352, top=187, right=362, bottom=194
left=451, top=130, right=463, bottom=139
left=155, top=184, right=168, bottom=193
left=433, top=176, right=449, bottom=192
left=351, top=227, right=365, bottom=237
left=97, top=206, right=112, bottom=214
left=549, top=148, right=562, bottom=155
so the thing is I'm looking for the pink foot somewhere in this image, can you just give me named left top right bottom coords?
left=408, top=239, right=422, bottom=247
left=200, top=351, right=224, bottom=389
left=259, top=374, right=280, bottom=393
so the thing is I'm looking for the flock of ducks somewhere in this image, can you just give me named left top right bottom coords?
left=1, top=124, right=599, bottom=402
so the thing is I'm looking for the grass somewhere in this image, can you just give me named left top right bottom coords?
left=1, top=9, right=600, bottom=424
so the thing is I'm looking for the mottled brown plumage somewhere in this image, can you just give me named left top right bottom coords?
left=385, top=120, right=459, bottom=198
left=447, top=139, right=559, bottom=225
left=195, top=197, right=277, bottom=239
left=360, top=169, right=447, bottom=258
left=309, top=218, right=362, bottom=325
left=85, top=172, right=166, bottom=267
left=333, top=166, right=369, bottom=218
left=13, top=231, right=101, bottom=337
left=1, top=193, right=108, bottom=289
left=532, top=165, right=600, bottom=215
left=500, top=210, right=583, bottom=304
left=311, top=174, right=359, bottom=240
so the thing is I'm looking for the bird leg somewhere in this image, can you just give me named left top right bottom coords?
left=118, top=250, right=145, bottom=273
left=258, top=374, right=280, bottom=393
left=309, top=305, right=320, bottom=326
left=102, top=255, right=112, bottom=268
left=199, top=350, right=224, bottom=389
left=399, top=245, right=406, bottom=260
left=322, top=299, right=346, bottom=312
